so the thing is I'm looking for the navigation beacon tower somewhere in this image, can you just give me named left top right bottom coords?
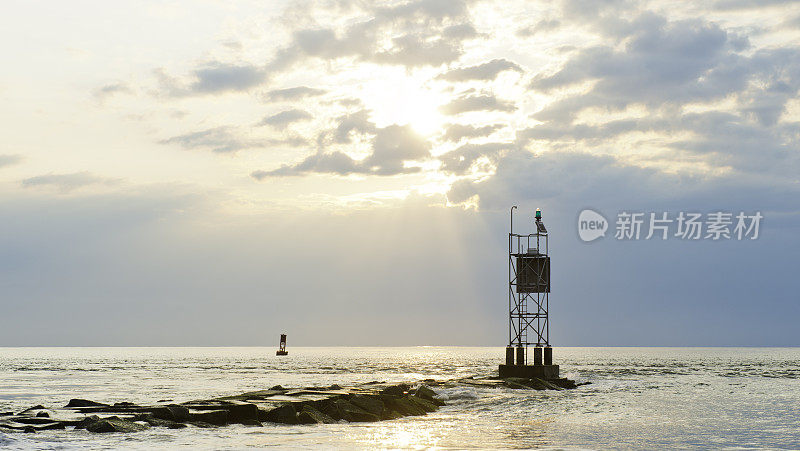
left=499, top=207, right=559, bottom=379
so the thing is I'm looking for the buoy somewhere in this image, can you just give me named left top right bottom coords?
left=276, top=333, right=288, bottom=356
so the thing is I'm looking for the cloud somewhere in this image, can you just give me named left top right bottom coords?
left=442, top=123, right=504, bottom=142
left=0, top=154, right=22, bottom=168
left=21, top=172, right=118, bottom=193
left=516, top=19, right=561, bottom=37
left=258, top=109, right=313, bottom=129
left=333, top=109, right=377, bottom=143
left=159, top=126, right=306, bottom=153
left=436, top=58, right=523, bottom=81
left=268, top=1, right=479, bottom=72
left=254, top=123, right=430, bottom=177
left=530, top=16, right=758, bottom=121
left=438, top=142, right=511, bottom=174
left=439, top=93, right=516, bottom=114
left=94, top=82, right=132, bottom=100
left=156, top=63, right=267, bottom=97
left=264, top=86, right=327, bottom=101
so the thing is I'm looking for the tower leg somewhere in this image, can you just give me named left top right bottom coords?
left=505, top=346, right=514, bottom=365
left=544, top=346, right=552, bottom=365
left=515, top=346, right=525, bottom=365
left=533, top=347, right=543, bottom=366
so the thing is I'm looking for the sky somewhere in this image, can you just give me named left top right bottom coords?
left=1, top=0, right=798, bottom=346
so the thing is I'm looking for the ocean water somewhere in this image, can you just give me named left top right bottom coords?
left=0, top=347, right=798, bottom=450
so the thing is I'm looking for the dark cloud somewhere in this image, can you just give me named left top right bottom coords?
left=438, top=142, right=511, bottom=174
left=334, top=109, right=377, bottom=143
left=0, top=154, right=22, bottom=168
left=190, top=63, right=267, bottom=94
left=258, top=109, right=313, bottom=129
left=254, top=123, right=430, bottom=177
left=437, top=58, right=523, bottom=81
left=440, top=93, right=516, bottom=114
left=264, top=86, right=327, bottom=101
left=21, top=172, right=118, bottom=193
left=442, top=123, right=504, bottom=142
left=156, top=63, right=267, bottom=97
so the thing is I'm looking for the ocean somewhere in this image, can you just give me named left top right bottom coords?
left=1, top=347, right=798, bottom=449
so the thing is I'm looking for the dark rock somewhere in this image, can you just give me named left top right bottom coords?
left=74, top=415, right=101, bottom=429
left=382, top=396, right=426, bottom=417
left=9, top=416, right=58, bottom=425
left=23, top=426, right=36, bottom=433
left=380, top=384, right=409, bottom=397
left=414, top=385, right=444, bottom=405
left=349, top=395, right=385, bottom=417
left=149, top=404, right=190, bottom=422
left=406, top=395, right=437, bottom=413
left=222, top=402, right=260, bottom=424
left=269, top=385, right=285, bottom=390
left=143, top=417, right=188, bottom=429
left=296, top=405, right=336, bottom=424
left=239, top=418, right=263, bottom=426
left=263, top=404, right=298, bottom=424
left=0, top=412, right=13, bottom=416
left=66, top=399, right=110, bottom=408
left=18, top=405, right=46, bottom=414
left=36, top=412, right=50, bottom=418
left=188, top=410, right=228, bottom=426
left=189, top=421, right=217, bottom=428
left=33, top=422, right=66, bottom=431
left=86, top=416, right=149, bottom=433
left=328, top=384, right=342, bottom=390
left=114, top=402, right=139, bottom=408
left=324, top=399, right=379, bottom=422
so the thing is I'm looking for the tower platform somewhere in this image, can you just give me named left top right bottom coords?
left=498, top=364, right=559, bottom=380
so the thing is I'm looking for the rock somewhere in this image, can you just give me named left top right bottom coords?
left=222, top=402, right=260, bottom=424
left=143, top=417, right=188, bottom=429
left=23, top=426, right=36, bottom=433
left=86, top=416, right=149, bottom=433
left=380, top=384, right=409, bottom=397
left=9, top=416, right=58, bottom=425
left=74, top=415, right=101, bottom=429
left=18, top=405, right=46, bottom=415
left=33, top=422, right=66, bottom=431
left=296, top=405, right=335, bottom=424
left=348, top=395, right=385, bottom=417
left=414, top=385, right=444, bottom=406
left=36, top=412, right=50, bottom=418
left=406, top=396, right=438, bottom=413
left=269, top=385, right=285, bottom=391
left=263, top=404, right=298, bottom=424
left=188, top=421, right=217, bottom=428
left=66, top=399, right=109, bottom=408
left=323, top=399, right=379, bottom=422
left=382, top=396, right=426, bottom=417
left=149, top=404, right=190, bottom=422
left=188, top=410, right=228, bottom=426
left=0, top=412, right=13, bottom=416
left=328, top=384, right=342, bottom=390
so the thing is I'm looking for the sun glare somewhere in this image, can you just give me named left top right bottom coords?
left=362, top=74, right=448, bottom=137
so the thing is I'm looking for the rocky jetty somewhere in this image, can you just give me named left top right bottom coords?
left=0, top=376, right=584, bottom=434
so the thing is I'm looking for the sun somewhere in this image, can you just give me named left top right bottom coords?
left=361, top=73, right=448, bottom=137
